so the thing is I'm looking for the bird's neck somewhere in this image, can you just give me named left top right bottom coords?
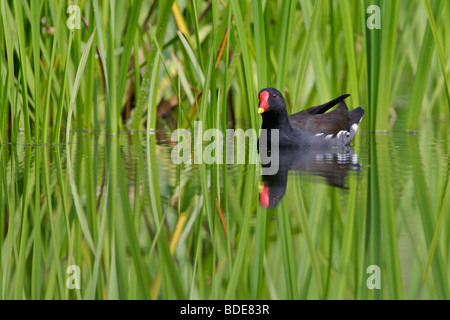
left=261, top=109, right=292, bottom=131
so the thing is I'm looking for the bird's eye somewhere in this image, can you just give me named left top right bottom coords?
left=273, top=95, right=277, bottom=99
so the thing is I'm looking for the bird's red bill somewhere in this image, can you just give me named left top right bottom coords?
left=259, top=186, right=269, bottom=208
left=259, top=91, right=269, bottom=112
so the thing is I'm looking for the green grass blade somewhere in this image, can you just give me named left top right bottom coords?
left=406, top=0, right=444, bottom=131
left=292, top=0, right=322, bottom=111
left=252, top=0, right=268, bottom=89
left=13, top=0, right=32, bottom=143
left=375, top=0, right=400, bottom=131
left=116, top=0, right=144, bottom=116
left=65, top=28, right=97, bottom=144
left=31, top=147, right=41, bottom=299
left=42, top=0, right=65, bottom=142
left=177, top=31, right=205, bottom=87
left=66, top=145, right=95, bottom=253
left=230, top=0, right=257, bottom=129
left=31, top=0, right=40, bottom=139
left=13, top=148, right=31, bottom=299
left=422, top=0, right=450, bottom=106
left=275, top=0, right=296, bottom=91
left=132, top=0, right=174, bottom=130
left=53, top=31, right=74, bottom=143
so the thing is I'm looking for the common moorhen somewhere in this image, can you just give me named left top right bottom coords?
left=258, top=88, right=365, bottom=149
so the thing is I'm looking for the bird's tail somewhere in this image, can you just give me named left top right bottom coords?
left=349, top=107, right=365, bottom=126
left=345, top=107, right=365, bottom=145
left=309, top=94, right=351, bottom=115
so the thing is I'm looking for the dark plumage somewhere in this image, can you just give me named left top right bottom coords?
left=257, top=88, right=365, bottom=149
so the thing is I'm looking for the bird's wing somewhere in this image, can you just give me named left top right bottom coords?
left=289, top=100, right=351, bottom=135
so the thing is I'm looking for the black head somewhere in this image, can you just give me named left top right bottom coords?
left=258, top=88, right=287, bottom=115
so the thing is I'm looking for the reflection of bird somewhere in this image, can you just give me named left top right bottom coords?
left=259, top=147, right=362, bottom=208
left=258, top=88, right=365, bottom=149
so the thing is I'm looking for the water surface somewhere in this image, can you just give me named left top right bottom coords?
left=1, top=119, right=449, bottom=299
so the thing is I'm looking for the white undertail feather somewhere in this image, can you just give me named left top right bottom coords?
left=313, top=115, right=363, bottom=146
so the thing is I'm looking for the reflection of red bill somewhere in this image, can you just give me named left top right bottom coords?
left=259, top=185, right=269, bottom=208
left=258, top=91, right=269, bottom=114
